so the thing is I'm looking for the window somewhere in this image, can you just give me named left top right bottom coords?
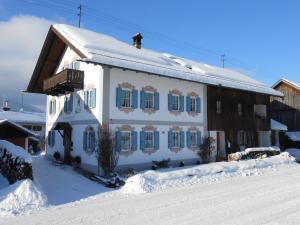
left=172, top=131, right=180, bottom=148
left=145, top=92, right=154, bottom=109
left=239, top=131, right=245, bottom=146
left=172, top=95, right=180, bottom=111
left=190, top=97, right=196, bottom=112
left=64, top=61, right=80, bottom=70
left=84, top=89, right=96, bottom=109
left=64, top=95, right=73, bottom=113
left=144, top=131, right=154, bottom=149
left=23, top=125, right=32, bottom=130
left=190, top=131, right=197, bottom=147
left=121, top=131, right=131, bottom=150
left=238, top=103, right=243, bottom=116
left=33, top=126, right=42, bottom=131
left=121, top=89, right=131, bottom=108
left=48, top=131, right=55, bottom=147
left=49, top=99, right=56, bottom=115
left=216, top=100, right=222, bottom=114
left=83, top=127, right=95, bottom=152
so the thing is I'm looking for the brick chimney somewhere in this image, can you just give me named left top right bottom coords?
left=132, top=33, right=143, bottom=49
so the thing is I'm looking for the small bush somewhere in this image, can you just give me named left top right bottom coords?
left=53, top=151, right=61, bottom=161
left=179, top=161, right=185, bottom=167
left=196, top=160, right=201, bottom=165
left=72, top=155, right=81, bottom=169
left=198, top=137, right=215, bottom=163
left=152, top=158, right=170, bottom=168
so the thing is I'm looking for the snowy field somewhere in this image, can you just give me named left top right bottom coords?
left=0, top=152, right=300, bottom=224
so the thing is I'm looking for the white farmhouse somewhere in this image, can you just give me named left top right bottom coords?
left=26, top=24, right=282, bottom=173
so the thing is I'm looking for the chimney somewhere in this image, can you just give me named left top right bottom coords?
left=132, top=33, right=143, bottom=49
left=2, top=100, right=10, bottom=111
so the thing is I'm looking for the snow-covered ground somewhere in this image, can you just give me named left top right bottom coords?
left=0, top=152, right=299, bottom=224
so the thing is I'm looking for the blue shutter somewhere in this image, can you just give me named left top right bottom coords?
left=186, top=96, right=191, bottom=113
left=196, top=97, right=201, bottom=113
left=180, top=96, right=184, bottom=112
left=168, top=94, right=172, bottom=111
left=84, top=91, right=88, bottom=109
left=116, top=87, right=122, bottom=108
left=64, top=96, right=67, bottom=113
left=48, top=131, right=51, bottom=146
left=115, top=131, right=121, bottom=152
left=180, top=131, right=185, bottom=148
left=49, top=102, right=52, bottom=114
left=168, top=131, right=172, bottom=148
left=52, top=131, right=55, bottom=146
left=92, top=89, right=96, bottom=108
left=131, top=131, right=137, bottom=151
left=140, top=131, right=145, bottom=150
left=83, top=131, right=87, bottom=150
left=154, top=92, right=159, bottom=110
left=186, top=131, right=191, bottom=148
left=197, top=131, right=202, bottom=146
left=91, top=131, right=96, bottom=150
left=132, top=89, right=138, bottom=109
left=140, top=90, right=145, bottom=110
left=154, top=131, right=159, bottom=150
left=69, top=94, right=73, bottom=112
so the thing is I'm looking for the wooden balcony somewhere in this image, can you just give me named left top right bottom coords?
left=43, top=69, right=84, bottom=95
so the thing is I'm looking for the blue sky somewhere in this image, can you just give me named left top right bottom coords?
left=0, top=0, right=300, bottom=110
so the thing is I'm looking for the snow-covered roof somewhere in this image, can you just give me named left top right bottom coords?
left=271, top=119, right=288, bottom=131
left=286, top=132, right=300, bottom=141
left=51, top=24, right=283, bottom=97
left=272, top=78, right=300, bottom=91
left=0, top=110, right=45, bottom=125
left=0, top=119, right=38, bottom=137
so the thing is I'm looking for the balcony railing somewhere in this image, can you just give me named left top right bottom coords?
left=43, top=69, right=84, bottom=95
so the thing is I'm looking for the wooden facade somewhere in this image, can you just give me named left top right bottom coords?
left=207, top=85, right=271, bottom=154
left=271, top=81, right=300, bottom=131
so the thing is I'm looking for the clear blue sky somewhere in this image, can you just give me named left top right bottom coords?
left=1, top=0, right=300, bottom=85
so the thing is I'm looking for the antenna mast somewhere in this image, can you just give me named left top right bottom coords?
left=77, top=4, right=82, bottom=28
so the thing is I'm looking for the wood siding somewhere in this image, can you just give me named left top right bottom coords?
left=207, top=86, right=270, bottom=132
left=271, top=82, right=300, bottom=131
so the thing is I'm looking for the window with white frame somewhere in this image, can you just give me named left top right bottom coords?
left=190, top=131, right=197, bottom=147
left=172, top=95, right=180, bottom=111
left=84, top=88, right=96, bottom=109
left=121, top=89, right=131, bottom=108
left=64, top=95, right=73, bottom=113
left=145, top=131, right=154, bottom=149
left=172, top=131, right=180, bottom=148
left=49, top=99, right=56, bottom=115
left=190, top=97, right=196, bottom=112
left=145, top=92, right=154, bottom=109
left=121, top=131, right=131, bottom=150
left=83, top=127, right=96, bottom=152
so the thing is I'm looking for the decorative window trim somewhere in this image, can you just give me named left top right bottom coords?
left=169, top=90, right=183, bottom=115
left=169, top=126, right=183, bottom=153
left=118, top=83, right=135, bottom=113
left=187, top=127, right=199, bottom=151
left=141, top=125, right=157, bottom=155
left=142, top=86, right=157, bottom=114
left=84, top=84, right=96, bottom=112
left=117, top=125, right=135, bottom=157
left=187, top=92, right=199, bottom=116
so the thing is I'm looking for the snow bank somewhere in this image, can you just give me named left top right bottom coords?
left=286, top=132, right=300, bottom=141
left=122, top=153, right=296, bottom=194
left=0, top=179, right=46, bottom=217
left=286, top=148, right=300, bottom=161
left=0, top=140, right=31, bottom=163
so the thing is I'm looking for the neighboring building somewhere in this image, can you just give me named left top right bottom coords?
left=0, top=119, right=38, bottom=152
left=26, top=24, right=282, bottom=173
left=0, top=109, right=46, bottom=152
left=271, top=78, right=300, bottom=131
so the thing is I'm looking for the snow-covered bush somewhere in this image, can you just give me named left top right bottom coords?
left=198, top=137, right=215, bottom=163
left=0, top=140, right=33, bottom=184
left=53, top=151, right=60, bottom=161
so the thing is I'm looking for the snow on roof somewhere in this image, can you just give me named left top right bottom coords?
left=52, top=24, right=283, bottom=97
left=0, top=110, right=45, bottom=125
left=286, top=132, right=300, bottom=142
left=271, top=119, right=288, bottom=131
left=272, top=78, right=300, bottom=91
left=0, top=140, right=32, bottom=163
left=0, top=119, right=38, bottom=137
